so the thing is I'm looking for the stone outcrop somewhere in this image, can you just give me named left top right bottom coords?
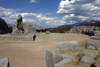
left=12, top=15, right=36, bottom=35
left=68, top=26, right=100, bottom=36
left=45, top=40, right=100, bottom=67
left=15, top=15, right=24, bottom=31
left=0, top=18, right=12, bottom=34
left=0, top=58, right=9, bottom=67
left=90, top=31, right=100, bottom=40
left=23, top=22, right=36, bottom=34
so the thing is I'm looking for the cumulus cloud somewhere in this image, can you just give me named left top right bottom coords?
left=45, top=13, right=52, bottom=15
left=0, top=6, right=62, bottom=28
left=57, top=0, right=100, bottom=24
left=30, top=0, right=37, bottom=3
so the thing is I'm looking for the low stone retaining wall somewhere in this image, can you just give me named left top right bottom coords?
left=0, top=36, right=33, bottom=41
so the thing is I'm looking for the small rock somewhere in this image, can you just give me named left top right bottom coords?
left=46, top=31, right=50, bottom=34
left=87, top=46, right=96, bottom=50
left=80, top=56, right=95, bottom=64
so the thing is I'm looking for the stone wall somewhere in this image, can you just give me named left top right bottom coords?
left=68, top=26, right=100, bottom=36
left=0, top=36, right=33, bottom=41
left=45, top=40, right=100, bottom=67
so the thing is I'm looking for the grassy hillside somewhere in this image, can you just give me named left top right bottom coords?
left=47, top=26, right=72, bottom=33
left=89, top=22, right=100, bottom=27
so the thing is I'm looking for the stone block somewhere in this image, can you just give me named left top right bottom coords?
left=94, top=31, right=100, bottom=36
left=54, top=59, right=71, bottom=67
left=78, top=50, right=100, bottom=58
left=45, top=48, right=74, bottom=67
left=90, top=36, right=100, bottom=40
left=0, top=58, right=9, bottom=67
left=45, top=48, right=60, bottom=67
left=56, top=43, right=77, bottom=51
left=86, top=41, right=100, bottom=48
left=80, top=56, right=95, bottom=64
left=83, top=65, right=90, bottom=67
left=87, top=46, right=96, bottom=50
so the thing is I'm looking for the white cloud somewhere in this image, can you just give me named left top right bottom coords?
left=57, top=0, right=100, bottom=24
left=45, top=13, right=52, bottom=15
left=30, top=0, right=37, bottom=3
left=0, top=6, right=62, bottom=28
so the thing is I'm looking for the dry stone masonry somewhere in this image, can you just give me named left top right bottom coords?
left=45, top=40, right=100, bottom=67
left=0, top=15, right=36, bottom=41
left=68, top=26, right=100, bottom=36
left=12, top=15, right=36, bottom=35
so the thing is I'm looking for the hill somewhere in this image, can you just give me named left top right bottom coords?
left=89, top=22, right=100, bottom=27
left=47, top=26, right=72, bottom=33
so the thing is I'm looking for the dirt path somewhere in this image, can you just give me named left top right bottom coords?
left=0, top=33, right=89, bottom=67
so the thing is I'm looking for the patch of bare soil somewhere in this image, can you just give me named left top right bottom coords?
left=0, top=33, right=89, bottom=67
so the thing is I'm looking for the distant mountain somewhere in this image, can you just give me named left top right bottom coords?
left=7, top=24, right=14, bottom=28
left=79, top=20, right=99, bottom=26
left=58, top=20, right=100, bottom=27
left=35, top=25, right=46, bottom=30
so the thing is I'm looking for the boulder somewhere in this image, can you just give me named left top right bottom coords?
left=86, top=41, right=100, bottom=48
left=87, top=46, right=96, bottom=50
left=0, top=58, right=9, bottom=67
left=46, top=31, right=50, bottom=34
left=45, top=48, right=60, bottom=67
left=94, top=31, right=100, bottom=36
left=78, top=50, right=100, bottom=58
left=0, top=18, right=12, bottom=34
left=23, top=22, right=36, bottom=34
left=16, top=15, right=24, bottom=31
left=90, top=36, right=100, bottom=40
left=45, top=48, right=74, bottom=67
left=80, top=56, right=95, bottom=64
left=54, top=59, right=71, bottom=67
left=56, top=43, right=77, bottom=51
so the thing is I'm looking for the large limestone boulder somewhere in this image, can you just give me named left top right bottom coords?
left=0, top=18, right=12, bottom=34
left=15, top=15, right=24, bottom=31
left=23, top=22, right=36, bottom=34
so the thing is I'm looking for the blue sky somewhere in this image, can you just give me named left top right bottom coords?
left=0, top=0, right=100, bottom=28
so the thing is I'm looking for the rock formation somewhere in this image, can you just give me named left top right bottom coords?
left=12, top=15, right=36, bottom=35
left=45, top=40, right=100, bottom=67
left=23, top=22, right=36, bottom=34
left=15, top=15, right=24, bottom=31
left=0, top=18, right=12, bottom=34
